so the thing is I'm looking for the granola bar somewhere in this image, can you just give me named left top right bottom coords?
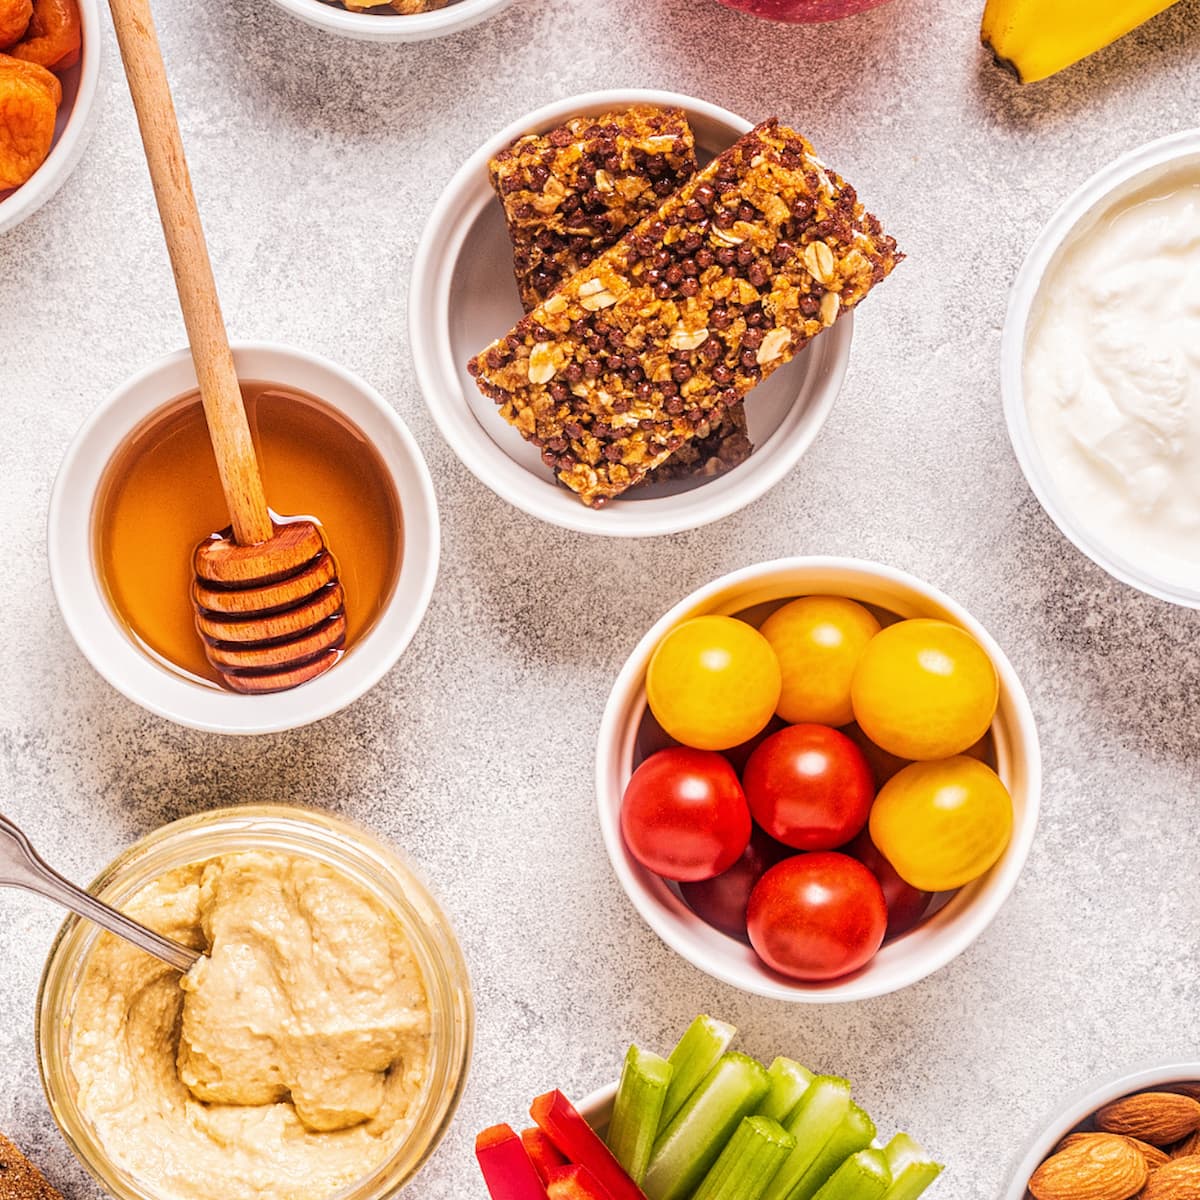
left=489, top=105, right=698, bottom=311
left=489, top=105, right=753, bottom=483
left=468, top=119, right=902, bottom=507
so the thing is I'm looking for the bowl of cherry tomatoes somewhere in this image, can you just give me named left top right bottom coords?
left=595, top=557, right=1040, bottom=1002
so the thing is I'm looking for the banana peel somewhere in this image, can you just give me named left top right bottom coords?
left=981, top=0, right=1182, bottom=83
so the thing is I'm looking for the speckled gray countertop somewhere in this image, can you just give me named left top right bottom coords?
left=2, top=0, right=1199, bottom=1196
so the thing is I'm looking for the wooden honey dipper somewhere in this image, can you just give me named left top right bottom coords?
left=106, top=0, right=345, bottom=694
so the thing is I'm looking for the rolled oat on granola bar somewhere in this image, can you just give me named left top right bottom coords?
left=469, top=118, right=901, bottom=508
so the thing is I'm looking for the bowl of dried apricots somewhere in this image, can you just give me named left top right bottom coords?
left=0, top=0, right=98, bottom=235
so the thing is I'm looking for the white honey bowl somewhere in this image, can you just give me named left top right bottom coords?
left=48, top=342, right=440, bottom=734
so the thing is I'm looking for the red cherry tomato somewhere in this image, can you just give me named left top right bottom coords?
left=843, top=830, right=934, bottom=940
left=746, top=853, right=887, bottom=981
left=742, top=725, right=874, bottom=851
left=621, top=748, right=751, bottom=882
left=679, top=827, right=791, bottom=939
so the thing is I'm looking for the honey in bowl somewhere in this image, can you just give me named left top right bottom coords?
left=93, top=382, right=402, bottom=689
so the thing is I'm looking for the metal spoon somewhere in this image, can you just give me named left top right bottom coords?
left=0, top=813, right=201, bottom=973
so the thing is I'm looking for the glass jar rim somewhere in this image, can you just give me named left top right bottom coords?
left=36, top=803, right=474, bottom=1200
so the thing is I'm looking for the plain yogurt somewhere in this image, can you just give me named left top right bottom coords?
left=1024, top=169, right=1200, bottom=593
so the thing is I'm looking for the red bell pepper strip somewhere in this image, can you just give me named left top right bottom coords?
left=476, top=1124, right=551, bottom=1200
left=546, top=1164, right=619, bottom=1200
left=530, top=1091, right=647, bottom=1200
left=522, top=1128, right=570, bottom=1185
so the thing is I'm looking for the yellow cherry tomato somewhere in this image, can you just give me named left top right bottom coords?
left=850, top=619, right=999, bottom=760
left=869, top=756, right=1013, bottom=891
left=760, top=595, right=881, bottom=726
left=646, top=615, right=782, bottom=751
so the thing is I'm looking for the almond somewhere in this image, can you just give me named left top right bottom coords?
left=1130, top=1140, right=1174, bottom=1171
left=1030, top=1134, right=1147, bottom=1200
left=1173, top=1134, right=1200, bottom=1160
left=1057, top=1133, right=1102, bottom=1155
left=1141, top=1156, right=1200, bottom=1200
left=1169, top=1086, right=1200, bottom=1104
left=1055, top=1134, right=1172, bottom=1172
left=1096, top=1095, right=1200, bottom=1147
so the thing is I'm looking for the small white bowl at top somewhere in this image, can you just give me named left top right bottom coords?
left=1002, top=1063, right=1200, bottom=1200
left=265, top=0, right=510, bottom=41
left=409, top=89, right=852, bottom=538
left=48, top=342, right=440, bottom=735
left=596, top=557, right=1041, bottom=1003
left=0, top=0, right=101, bottom=236
left=1002, top=128, right=1200, bottom=608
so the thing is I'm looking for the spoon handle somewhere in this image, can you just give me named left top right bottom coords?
left=0, top=815, right=200, bottom=974
left=104, top=0, right=273, bottom=547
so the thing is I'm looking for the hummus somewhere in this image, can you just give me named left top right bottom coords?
left=69, top=851, right=431, bottom=1200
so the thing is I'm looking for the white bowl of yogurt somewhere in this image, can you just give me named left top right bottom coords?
left=1003, top=128, right=1200, bottom=607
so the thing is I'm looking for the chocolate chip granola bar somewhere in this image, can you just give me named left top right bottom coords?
left=490, top=105, right=698, bottom=310
left=488, top=104, right=752, bottom=482
left=469, top=119, right=901, bottom=507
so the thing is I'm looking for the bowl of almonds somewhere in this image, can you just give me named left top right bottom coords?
left=1008, top=1066, right=1200, bottom=1200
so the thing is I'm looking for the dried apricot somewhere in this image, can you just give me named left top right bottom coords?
left=0, top=53, right=60, bottom=190
left=0, top=0, right=32, bottom=50
left=10, top=0, right=79, bottom=71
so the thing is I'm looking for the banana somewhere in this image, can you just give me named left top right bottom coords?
left=981, top=0, right=1182, bottom=84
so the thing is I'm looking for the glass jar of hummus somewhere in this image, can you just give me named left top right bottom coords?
left=36, top=805, right=473, bottom=1200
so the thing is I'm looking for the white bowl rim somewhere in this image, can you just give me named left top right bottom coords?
left=578, top=1083, right=617, bottom=1126
left=595, top=555, right=1042, bottom=1003
left=264, top=0, right=511, bottom=41
left=0, top=0, right=102, bottom=235
left=1002, top=1060, right=1200, bottom=1200
left=409, top=87, right=852, bottom=538
left=47, top=341, right=440, bottom=735
left=1001, top=126, right=1200, bottom=609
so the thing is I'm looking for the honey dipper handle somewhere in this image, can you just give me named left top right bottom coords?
left=105, top=0, right=273, bottom=546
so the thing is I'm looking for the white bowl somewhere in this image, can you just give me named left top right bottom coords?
left=0, top=0, right=101, bottom=235
left=409, top=89, right=853, bottom=538
left=265, top=0, right=510, bottom=41
left=596, top=557, right=1041, bottom=1003
left=579, top=1084, right=616, bottom=1132
left=1002, top=1063, right=1200, bottom=1200
left=1001, top=128, right=1200, bottom=608
left=48, top=342, right=440, bottom=734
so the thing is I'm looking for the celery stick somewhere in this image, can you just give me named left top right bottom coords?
left=787, top=1102, right=876, bottom=1200
left=607, top=1045, right=673, bottom=1184
left=811, top=1149, right=891, bottom=1200
left=642, top=1052, right=770, bottom=1200
left=881, top=1134, right=943, bottom=1200
left=661, top=1015, right=737, bottom=1128
left=759, top=1058, right=814, bottom=1125
left=760, top=1076, right=852, bottom=1200
left=693, top=1116, right=796, bottom=1200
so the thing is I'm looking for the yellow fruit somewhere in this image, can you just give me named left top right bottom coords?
left=646, top=615, right=782, bottom=751
left=869, top=757, right=1013, bottom=892
left=850, top=619, right=999, bottom=761
left=981, top=0, right=1181, bottom=85
left=759, top=596, right=880, bottom=726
